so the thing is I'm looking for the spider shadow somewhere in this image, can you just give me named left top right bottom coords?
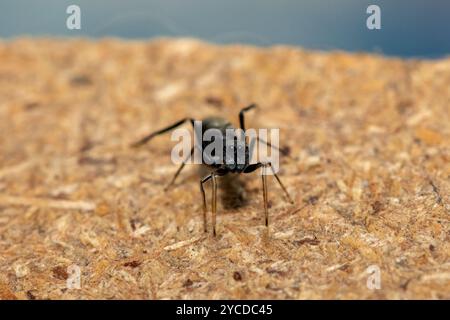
left=198, top=166, right=248, bottom=210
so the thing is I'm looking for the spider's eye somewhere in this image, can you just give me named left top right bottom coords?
left=225, top=144, right=235, bottom=164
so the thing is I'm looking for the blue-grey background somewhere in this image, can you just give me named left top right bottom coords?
left=0, top=0, right=449, bottom=58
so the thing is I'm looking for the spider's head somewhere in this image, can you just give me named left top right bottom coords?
left=223, top=135, right=254, bottom=173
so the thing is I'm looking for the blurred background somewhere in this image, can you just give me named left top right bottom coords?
left=0, top=0, right=449, bottom=58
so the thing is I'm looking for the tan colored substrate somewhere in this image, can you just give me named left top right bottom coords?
left=0, top=38, right=448, bottom=299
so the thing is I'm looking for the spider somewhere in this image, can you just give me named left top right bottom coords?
left=132, top=104, right=294, bottom=236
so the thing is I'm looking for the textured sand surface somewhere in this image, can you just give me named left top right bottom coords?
left=0, top=38, right=449, bottom=299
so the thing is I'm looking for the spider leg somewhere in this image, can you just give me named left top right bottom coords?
left=200, top=169, right=228, bottom=235
left=244, top=162, right=294, bottom=227
left=164, top=146, right=195, bottom=191
left=211, top=173, right=218, bottom=236
left=238, top=105, right=291, bottom=157
left=238, top=104, right=257, bottom=131
left=266, top=163, right=294, bottom=204
left=200, top=174, right=212, bottom=233
left=257, top=137, right=292, bottom=158
left=262, top=164, right=269, bottom=226
left=131, top=118, right=195, bottom=148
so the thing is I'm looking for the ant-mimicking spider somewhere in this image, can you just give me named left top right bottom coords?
left=132, top=104, right=294, bottom=236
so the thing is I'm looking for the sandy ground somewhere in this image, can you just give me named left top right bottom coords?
left=0, top=38, right=449, bottom=299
